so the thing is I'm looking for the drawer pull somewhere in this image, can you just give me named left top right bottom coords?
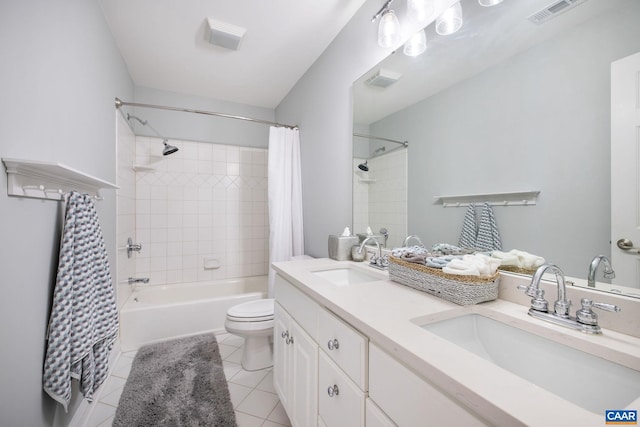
left=286, top=335, right=294, bottom=345
left=281, top=330, right=289, bottom=340
left=327, top=384, right=340, bottom=397
left=327, top=338, right=340, bottom=351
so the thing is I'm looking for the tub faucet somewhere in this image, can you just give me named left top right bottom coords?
left=128, top=277, right=150, bottom=285
left=358, top=237, right=387, bottom=269
left=587, top=255, right=615, bottom=288
left=518, top=263, right=620, bottom=334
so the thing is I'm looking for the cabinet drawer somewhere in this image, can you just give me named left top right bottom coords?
left=274, top=274, right=319, bottom=341
left=318, top=351, right=365, bottom=427
left=318, top=308, right=368, bottom=390
left=369, top=343, right=487, bottom=426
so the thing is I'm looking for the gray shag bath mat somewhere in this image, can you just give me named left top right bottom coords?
left=113, top=333, right=237, bottom=427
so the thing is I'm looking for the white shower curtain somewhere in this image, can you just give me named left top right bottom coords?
left=268, top=126, right=304, bottom=296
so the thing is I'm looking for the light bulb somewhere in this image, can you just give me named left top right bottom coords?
left=378, top=9, right=401, bottom=48
left=479, top=0, right=504, bottom=6
left=435, top=2, right=463, bottom=36
left=403, top=29, right=427, bottom=57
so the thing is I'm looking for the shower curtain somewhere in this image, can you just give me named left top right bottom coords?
left=268, top=126, right=304, bottom=296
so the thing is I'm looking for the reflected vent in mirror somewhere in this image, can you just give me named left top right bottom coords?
left=528, top=0, right=588, bottom=25
left=365, top=69, right=402, bottom=88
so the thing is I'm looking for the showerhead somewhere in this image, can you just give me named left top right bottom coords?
left=358, top=161, right=369, bottom=172
left=126, top=113, right=178, bottom=156
left=162, top=140, right=179, bottom=156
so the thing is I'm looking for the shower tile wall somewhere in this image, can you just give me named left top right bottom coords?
left=116, top=114, right=136, bottom=308
left=134, top=136, right=269, bottom=285
left=352, top=149, right=407, bottom=249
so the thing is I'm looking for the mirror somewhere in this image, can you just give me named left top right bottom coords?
left=353, top=0, right=640, bottom=297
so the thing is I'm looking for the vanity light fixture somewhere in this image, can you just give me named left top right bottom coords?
left=372, top=0, right=401, bottom=48
left=479, top=0, right=504, bottom=6
left=406, top=0, right=434, bottom=25
left=435, top=1, right=463, bottom=36
left=403, top=29, right=427, bottom=57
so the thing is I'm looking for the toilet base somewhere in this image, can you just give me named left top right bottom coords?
left=240, top=335, right=273, bottom=371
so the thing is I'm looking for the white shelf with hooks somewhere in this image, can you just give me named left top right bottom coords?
left=434, top=190, right=540, bottom=207
left=2, top=158, right=118, bottom=201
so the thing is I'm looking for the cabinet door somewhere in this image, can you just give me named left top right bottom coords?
left=318, top=351, right=365, bottom=427
left=290, top=320, right=318, bottom=427
left=273, top=302, right=291, bottom=410
left=365, top=398, right=396, bottom=427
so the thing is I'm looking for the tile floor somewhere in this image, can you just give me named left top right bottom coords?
left=84, top=333, right=290, bottom=427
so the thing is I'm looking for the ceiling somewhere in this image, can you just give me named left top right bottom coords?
left=98, top=0, right=369, bottom=109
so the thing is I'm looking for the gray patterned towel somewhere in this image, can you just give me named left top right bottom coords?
left=43, top=192, right=119, bottom=411
left=457, top=203, right=477, bottom=249
left=476, top=202, right=502, bottom=251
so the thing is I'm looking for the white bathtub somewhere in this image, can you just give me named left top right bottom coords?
left=119, top=276, right=268, bottom=350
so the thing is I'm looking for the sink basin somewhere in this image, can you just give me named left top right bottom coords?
left=312, top=267, right=382, bottom=286
left=419, top=314, right=640, bottom=414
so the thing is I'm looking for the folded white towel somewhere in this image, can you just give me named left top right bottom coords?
left=442, top=254, right=500, bottom=277
left=491, top=249, right=545, bottom=269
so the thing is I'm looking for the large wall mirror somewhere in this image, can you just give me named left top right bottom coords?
left=353, top=0, right=640, bottom=297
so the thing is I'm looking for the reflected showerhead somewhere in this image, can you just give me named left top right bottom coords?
left=358, top=161, right=369, bottom=172
left=162, top=140, right=179, bottom=156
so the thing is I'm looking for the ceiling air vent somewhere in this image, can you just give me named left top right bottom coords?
left=365, top=69, right=402, bottom=88
left=528, top=0, right=588, bottom=25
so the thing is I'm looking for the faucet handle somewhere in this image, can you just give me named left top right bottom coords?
left=576, top=298, right=621, bottom=326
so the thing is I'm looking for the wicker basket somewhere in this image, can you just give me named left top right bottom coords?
left=497, top=265, right=538, bottom=275
left=388, top=256, right=499, bottom=306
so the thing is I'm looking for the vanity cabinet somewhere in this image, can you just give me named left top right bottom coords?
left=369, top=343, right=487, bottom=427
left=273, top=275, right=319, bottom=427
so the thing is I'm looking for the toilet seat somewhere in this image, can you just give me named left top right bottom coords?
left=226, top=298, right=274, bottom=322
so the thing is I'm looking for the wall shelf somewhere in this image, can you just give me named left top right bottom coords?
left=434, top=190, right=540, bottom=207
left=2, top=157, right=118, bottom=201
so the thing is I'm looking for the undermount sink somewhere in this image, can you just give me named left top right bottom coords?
left=418, top=313, right=640, bottom=414
left=312, top=267, right=382, bottom=286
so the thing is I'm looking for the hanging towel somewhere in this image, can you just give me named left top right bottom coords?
left=43, top=192, right=119, bottom=411
left=476, top=202, right=502, bottom=251
left=457, top=204, right=477, bottom=249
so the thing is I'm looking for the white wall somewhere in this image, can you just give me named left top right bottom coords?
left=0, top=1, right=133, bottom=425
left=275, top=0, right=457, bottom=257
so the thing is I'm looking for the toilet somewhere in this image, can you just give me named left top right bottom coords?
left=225, top=255, right=313, bottom=371
left=224, top=298, right=275, bottom=371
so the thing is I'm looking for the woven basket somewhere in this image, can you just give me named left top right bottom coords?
left=388, top=256, right=499, bottom=306
left=497, top=265, right=538, bottom=275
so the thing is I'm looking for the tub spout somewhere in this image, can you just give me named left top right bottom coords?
left=128, top=277, right=150, bottom=285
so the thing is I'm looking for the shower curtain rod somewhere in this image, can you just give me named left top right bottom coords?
left=353, top=133, right=408, bottom=146
left=115, top=98, right=298, bottom=130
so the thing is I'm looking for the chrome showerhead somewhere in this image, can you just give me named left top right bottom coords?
left=162, top=140, right=179, bottom=156
left=358, top=161, right=369, bottom=172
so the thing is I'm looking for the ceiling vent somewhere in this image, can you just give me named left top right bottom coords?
left=365, top=69, right=402, bottom=88
left=206, top=18, right=246, bottom=50
left=528, top=0, right=588, bottom=25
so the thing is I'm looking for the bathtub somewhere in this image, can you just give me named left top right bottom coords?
left=119, top=276, right=267, bottom=350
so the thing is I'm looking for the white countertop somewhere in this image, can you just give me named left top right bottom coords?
left=272, top=258, right=640, bottom=427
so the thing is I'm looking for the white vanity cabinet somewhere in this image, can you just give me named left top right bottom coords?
left=273, top=276, right=319, bottom=427
left=369, top=343, right=487, bottom=427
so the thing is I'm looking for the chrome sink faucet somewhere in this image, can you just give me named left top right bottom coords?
left=587, top=255, right=615, bottom=288
left=402, top=235, right=424, bottom=247
left=518, top=263, right=620, bottom=334
left=358, top=237, right=388, bottom=269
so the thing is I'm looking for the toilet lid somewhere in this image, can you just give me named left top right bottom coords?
left=227, top=298, right=274, bottom=319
